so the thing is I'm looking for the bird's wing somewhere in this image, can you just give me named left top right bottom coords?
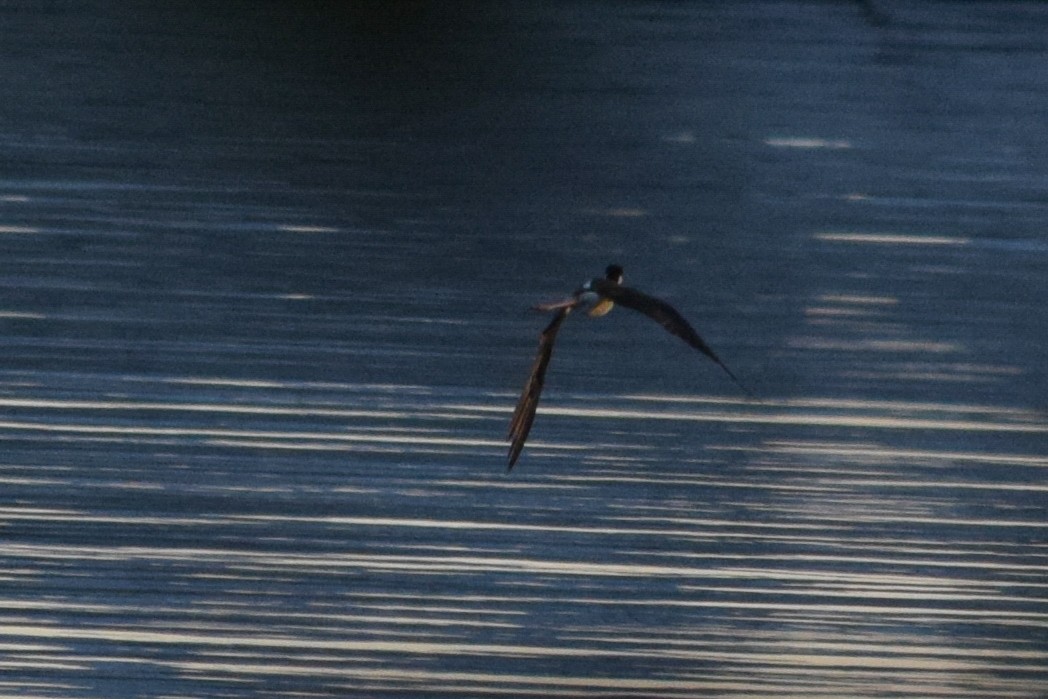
left=593, top=280, right=750, bottom=394
left=507, top=308, right=571, bottom=469
left=532, top=297, right=579, bottom=312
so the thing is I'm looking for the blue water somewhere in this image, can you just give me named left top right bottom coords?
left=1, top=3, right=1046, bottom=697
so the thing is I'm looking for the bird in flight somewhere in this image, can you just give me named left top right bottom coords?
left=507, top=264, right=748, bottom=469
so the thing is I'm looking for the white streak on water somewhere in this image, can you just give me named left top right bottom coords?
left=0, top=379, right=1045, bottom=696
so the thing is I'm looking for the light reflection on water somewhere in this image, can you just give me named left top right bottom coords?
left=2, top=2, right=1048, bottom=697
left=1, top=374, right=1046, bottom=697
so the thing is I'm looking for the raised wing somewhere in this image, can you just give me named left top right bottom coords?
left=507, top=308, right=571, bottom=469
left=592, top=280, right=750, bottom=394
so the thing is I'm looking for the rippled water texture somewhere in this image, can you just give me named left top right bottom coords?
left=1, top=3, right=1047, bottom=697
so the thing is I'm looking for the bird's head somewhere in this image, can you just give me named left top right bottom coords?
left=605, top=264, right=624, bottom=284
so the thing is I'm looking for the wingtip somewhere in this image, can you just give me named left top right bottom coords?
left=507, top=439, right=523, bottom=471
left=706, top=357, right=749, bottom=398
left=736, top=377, right=764, bottom=403
left=727, top=371, right=758, bottom=402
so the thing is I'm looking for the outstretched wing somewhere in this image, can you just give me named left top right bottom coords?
left=593, top=280, right=750, bottom=394
left=507, top=308, right=571, bottom=469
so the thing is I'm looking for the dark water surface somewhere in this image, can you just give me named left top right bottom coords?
left=2, top=2, right=1047, bottom=697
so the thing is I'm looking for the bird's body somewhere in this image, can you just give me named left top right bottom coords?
left=507, top=264, right=747, bottom=469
